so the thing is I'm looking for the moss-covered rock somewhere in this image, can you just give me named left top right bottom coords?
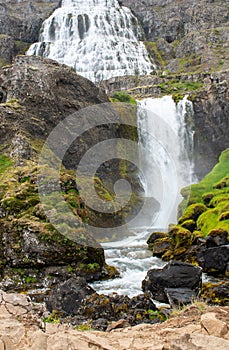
left=201, top=281, right=229, bottom=306
left=153, top=237, right=172, bottom=257
left=147, top=231, right=168, bottom=251
left=178, top=203, right=207, bottom=224
left=180, top=219, right=196, bottom=231
left=206, top=228, right=228, bottom=248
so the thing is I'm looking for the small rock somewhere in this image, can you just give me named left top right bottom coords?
left=91, top=318, right=108, bottom=331
left=106, top=319, right=131, bottom=332
left=201, top=312, right=228, bottom=337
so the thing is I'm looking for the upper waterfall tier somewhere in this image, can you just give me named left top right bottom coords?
left=27, top=0, right=154, bottom=83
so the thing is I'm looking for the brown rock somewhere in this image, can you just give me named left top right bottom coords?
left=201, top=312, right=228, bottom=337
left=106, top=319, right=131, bottom=332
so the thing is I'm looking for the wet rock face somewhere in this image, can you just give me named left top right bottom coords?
left=142, top=261, right=202, bottom=305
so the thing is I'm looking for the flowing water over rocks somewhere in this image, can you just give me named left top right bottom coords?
left=27, top=0, right=154, bottom=82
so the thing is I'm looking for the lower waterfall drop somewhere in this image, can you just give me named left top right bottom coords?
left=91, top=95, right=196, bottom=296
left=27, top=0, right=154, bottom=83
left=137, top=95, right=195, bottom=228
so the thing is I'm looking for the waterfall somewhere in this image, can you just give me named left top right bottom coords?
left=137, top=95, right=195, bottom=228
left=27, top=0, right=154, bottom=83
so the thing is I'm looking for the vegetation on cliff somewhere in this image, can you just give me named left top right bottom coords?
left=147, top=149, right=229, bottom=279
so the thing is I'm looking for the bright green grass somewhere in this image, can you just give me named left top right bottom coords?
left=110, top=91, right=137, bottom=105
left=186, top=148, right=229, bottom=204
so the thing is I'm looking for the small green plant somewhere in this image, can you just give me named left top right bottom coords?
left=42, top=311, right=60, bottom=324
left=147, top=309, right=167, bottom=321
left=75, top=323, right=93, bottom=331
left=25, top=276, right=37, bottom=284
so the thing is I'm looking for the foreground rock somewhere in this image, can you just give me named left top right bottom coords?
left=0, top=289, right=228, bottom=350
left=46, top=277, right=159, bottom=330
left=142, top=261, right=202, bottom=306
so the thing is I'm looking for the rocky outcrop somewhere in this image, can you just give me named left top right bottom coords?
left=45, top=277, right=159, bottom=330
left=192, top=76, right=229, bottom=178
left=0, top=55, right=121, bottom=292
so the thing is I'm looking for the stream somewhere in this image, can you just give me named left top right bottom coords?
left=91, top=227, right=165, bottom=296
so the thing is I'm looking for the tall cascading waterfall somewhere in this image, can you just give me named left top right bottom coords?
left=137, top=95, right=195, bottom=229
left=26, top=0, right=196, bottom=295
left=27, top=0, right=154, bottom=82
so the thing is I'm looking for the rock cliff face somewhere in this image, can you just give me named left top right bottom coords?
left=121, top=0, right=229, bottom=73
left=193, top=75, right=229, bottom=178
left=0, top=0, right=60, bottom=66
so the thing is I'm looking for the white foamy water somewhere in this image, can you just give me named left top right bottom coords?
left=27, top=0, right=154, bottom=82
left=91, top=228, right=165, bottom=296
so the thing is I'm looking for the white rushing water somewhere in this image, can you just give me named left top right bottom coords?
left=92, top=96, right=196, bottom=296
left=27, top=0, right=154, bottom=82
left=137, top=95, right=195, bottom=227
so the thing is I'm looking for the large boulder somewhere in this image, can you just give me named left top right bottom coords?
left=46, top=277, right=95, bottom=316
left=142, top=261, right=202, bottom=305
left=197, top=245, right=229, bottom=274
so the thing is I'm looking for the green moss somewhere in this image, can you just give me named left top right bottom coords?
left=110, top=91, right=137, bottom=105
left=180, top=219, right=196, bottom=231
left=172, top=93, right=184, bottom=104
left=169, top=226, right=193, bottom=248
left=1, top=98, right=22, bottom=110
left=153, top=80, right=203, bottom=100
left=75, top=323, right=93, bottom=331
left=178, top=203, right=207, bottom=224
left=197, top=208, right=219, bottom=236
left=144, top=41, right=165, bottom=68
left=178, top=149, right=229, bottom=238
left=181, top=149, right=229, bottom=206
left=42, top=311, right=60, bottom=324
left=0, top=155, right=12, bottom=174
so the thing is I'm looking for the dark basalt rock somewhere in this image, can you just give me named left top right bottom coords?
left=142, top=261, right=202, bottom=304
left=165, top=288, right=198, bottom=307
left=46, top=277, right=95, bottom=316
left=152, top=237, right=172, bottom=258
left=197, top=245, right=229, bottom=274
